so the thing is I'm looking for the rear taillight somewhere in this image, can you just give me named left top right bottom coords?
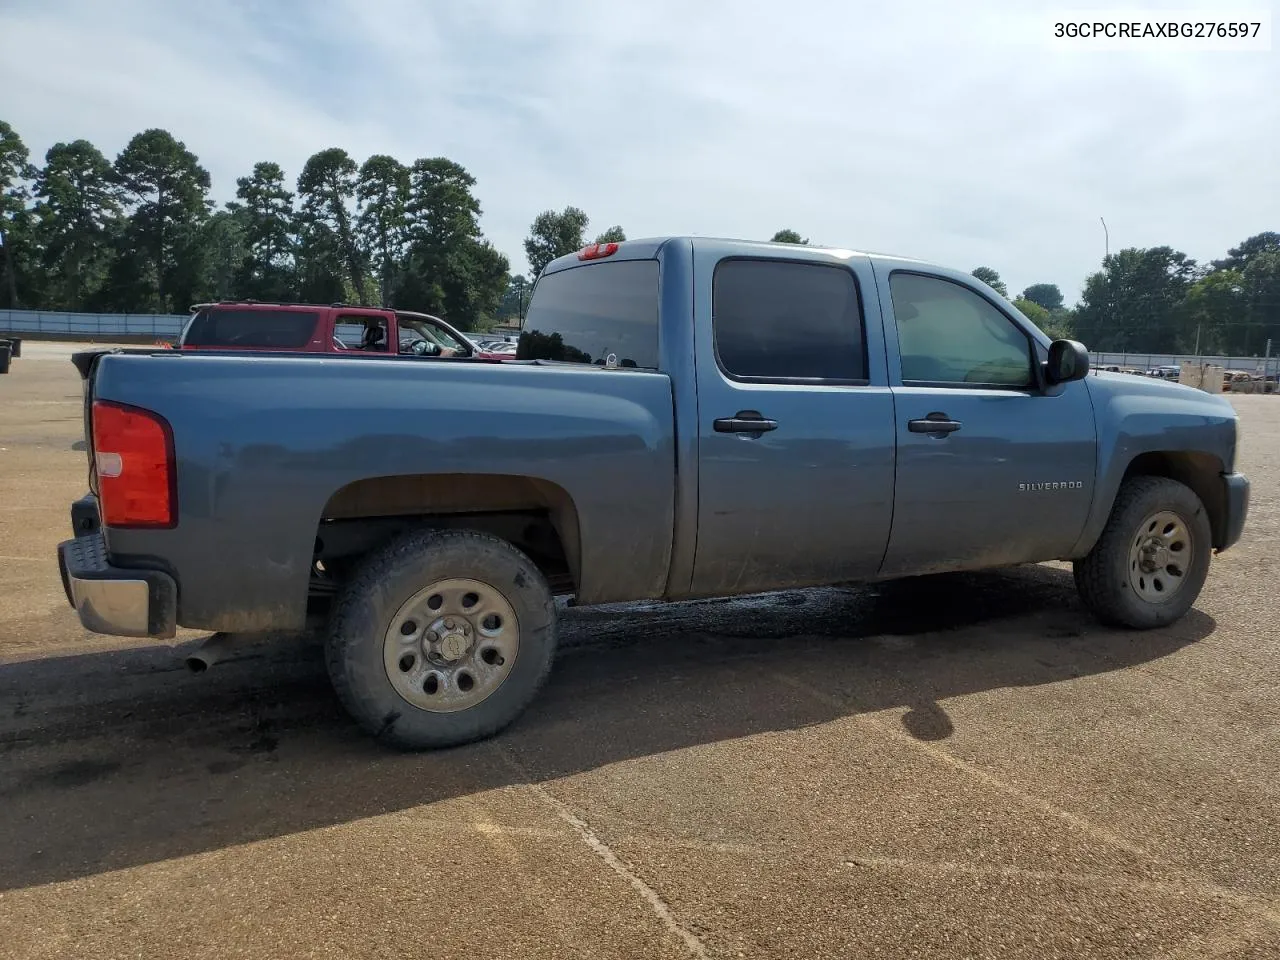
left=91, top=400, right=177, bottom=528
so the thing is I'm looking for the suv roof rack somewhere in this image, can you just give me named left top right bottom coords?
left=185, top=299, right=397, bottom=313
left=188, top=299, right=344, bottom=310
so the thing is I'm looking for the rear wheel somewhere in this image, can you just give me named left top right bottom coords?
left=326, top=528, right=557, bottom=749
left=1073, top=476, right=1212, bottom=628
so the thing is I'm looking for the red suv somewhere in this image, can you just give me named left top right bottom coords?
left=178, top=301, right=512, bottom=361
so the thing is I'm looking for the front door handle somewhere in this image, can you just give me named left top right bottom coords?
left=908, top=412, right=962, bottom=435
left=714, top=411, right=778, bottom=434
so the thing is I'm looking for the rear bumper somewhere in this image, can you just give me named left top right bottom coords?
left=57, top=531, right=177, bottom=639
left=1217, top=472, right=1249, bottom=553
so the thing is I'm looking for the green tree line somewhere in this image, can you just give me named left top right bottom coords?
left=773, top=228, right=1280, bottom=357
left=965, top=235, right=1280, bottom=357
left=0, top=121, right=628, bottom=331
left=773, top=227, right=1279, bottom=357
left=2, top=118, right=1276, bottom=352
left=0, top=121, right=504, bottom=328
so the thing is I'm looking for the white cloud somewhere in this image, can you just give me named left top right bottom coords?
left=2, top=0, right=1276, bottom=299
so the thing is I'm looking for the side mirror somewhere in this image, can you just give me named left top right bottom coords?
left=1045, top=339, right=1089, bottom=385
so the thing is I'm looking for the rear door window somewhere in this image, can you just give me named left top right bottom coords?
left=518, top=260, right=660, bottom=368
left=334, top=321, right=366, bottom=349
left=335, top=314, right=390, bottom=352
left=713, top=258, right=867, bottom=381
left=182, top=308, right=318, bottom=348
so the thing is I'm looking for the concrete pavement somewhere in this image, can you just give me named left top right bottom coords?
left=2, top=345, right=1277, bottom=959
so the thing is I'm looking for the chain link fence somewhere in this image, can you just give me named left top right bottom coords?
left=1089, top=351, right=1277, bottom=375
left=1089, top=351, right=1278, bottom=394
left=0, top=309, right=188, bottom=340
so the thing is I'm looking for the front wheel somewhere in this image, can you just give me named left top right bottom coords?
left=326, top=528, right=557, bottom=749
left=1073, top=476, right=1212, bottom=628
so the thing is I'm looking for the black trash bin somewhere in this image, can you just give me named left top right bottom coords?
left=0, top=342, right=12, bottom=375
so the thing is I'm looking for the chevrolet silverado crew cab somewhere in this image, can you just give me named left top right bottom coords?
left=57, top=236, right=1249, bottom=750
left=178, top=300, right=512, bottom=361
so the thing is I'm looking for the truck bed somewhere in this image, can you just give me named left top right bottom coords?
left=84, top=350, right=677, bottom=632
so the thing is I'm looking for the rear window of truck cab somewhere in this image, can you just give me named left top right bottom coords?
left=182, top=308, right=319, bottom=348
left=517, top=260, right=659, bottom=368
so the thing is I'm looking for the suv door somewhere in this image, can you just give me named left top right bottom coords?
left=874, top=261, right=1097, bottom=578
left=689, top=246, right=896, bottom=596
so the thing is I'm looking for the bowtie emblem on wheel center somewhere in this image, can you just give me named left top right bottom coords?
left=437, top=630, right=470, bottom=662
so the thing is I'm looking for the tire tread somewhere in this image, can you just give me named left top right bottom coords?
left=1073, top=475, right=1210, bottom=629
left=326, top=527, right=557, bottom=749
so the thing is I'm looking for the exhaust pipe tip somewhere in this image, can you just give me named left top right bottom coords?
left=183, top=630, right=307, bottom=675
left=184, top=632, right=239, bottom=673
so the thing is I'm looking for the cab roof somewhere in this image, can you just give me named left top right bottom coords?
left=539, top=235, right=932, bottom=278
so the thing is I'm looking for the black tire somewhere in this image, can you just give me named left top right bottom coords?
left=1073, top=475, right=1212, bottom=629
left=326, top=528, right=557, bottom=749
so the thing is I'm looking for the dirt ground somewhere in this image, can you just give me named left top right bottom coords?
left=1, top=344, right=1278, bottom=960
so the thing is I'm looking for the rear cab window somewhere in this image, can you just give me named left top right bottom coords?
left=182, top=307, right=319, bottom=348
left=518, top=260, right=660, bottom=368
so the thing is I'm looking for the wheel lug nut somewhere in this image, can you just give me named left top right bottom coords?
left=444, top=618, right=455, bottom=630
left=426, top=631, right=438, bottom=643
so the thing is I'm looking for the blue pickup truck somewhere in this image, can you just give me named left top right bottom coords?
left=57, top=236, right=1249, bottom=749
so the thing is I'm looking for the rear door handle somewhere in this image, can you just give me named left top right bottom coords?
left=714, top=411, right=778, bottom=434
left=908, top=413, right=962, bottom=435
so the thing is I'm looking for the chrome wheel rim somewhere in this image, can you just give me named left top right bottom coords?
left=383, top=578, right=520, bottom=713
left=1128, top=510, right=1192, bottom=604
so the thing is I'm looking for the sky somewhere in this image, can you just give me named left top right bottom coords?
left=2, top=0, right=1277, bottom=304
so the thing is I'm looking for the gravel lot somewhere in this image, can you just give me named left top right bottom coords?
left=1, top=344, right=1278, bottom=959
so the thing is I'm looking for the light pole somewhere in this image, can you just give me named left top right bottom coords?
left=1100, top=216, right=1109, bottom=259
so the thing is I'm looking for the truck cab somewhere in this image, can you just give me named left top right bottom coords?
left=178, top=301, right=511, bottom=361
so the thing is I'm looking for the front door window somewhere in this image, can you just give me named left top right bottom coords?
left=890, top=273, right=1033, bottom=388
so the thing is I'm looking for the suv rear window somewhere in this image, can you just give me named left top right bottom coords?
left=182, top=308, right=319, bottom=348
left=517, top=260, right=659, bottom=368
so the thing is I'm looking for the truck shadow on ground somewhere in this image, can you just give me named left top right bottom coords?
left=0, top=563, right=1214, bottom=891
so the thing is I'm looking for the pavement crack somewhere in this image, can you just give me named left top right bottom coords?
left=775, top=670, right=1280, bottom=933
left=773, top=670, right=1153, bottom=859
left=495, top=746, right=709, bottom=959
left=464, top=806, right=591, bottom=959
